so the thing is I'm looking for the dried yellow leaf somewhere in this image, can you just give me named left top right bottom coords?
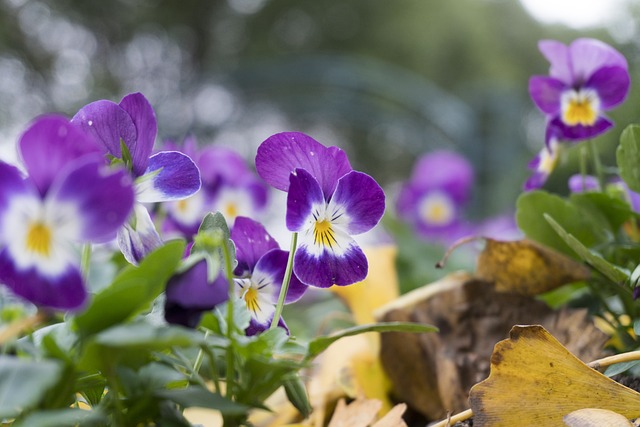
left=327, top=398, right=381, bottom=427
left=563, top=408, right=633, bottom=427
left=475, top=238, right=590, bottom=295
left=469, top=325, right=640, bottom=426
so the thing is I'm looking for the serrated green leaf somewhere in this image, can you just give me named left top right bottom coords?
left=13, top=408, right=106, bottom=427
left=516, top=191, right=609, bottom=257
left=155, top=386, right=249, bottom=415
left=305, top=322, right=437, bottom=360
left=544, top=214, right=628, bottom=284
left=0, top=357, right=63, bottom=419
left=617, top=124, right=640, bottom=193
left=75, top=240, right=186, bottom=336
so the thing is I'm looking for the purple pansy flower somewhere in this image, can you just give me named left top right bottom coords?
left=524, top=134, right=562, bottom=191
left=0, top=116, right=135, bottom=310
left=71, top=93, right=201, bottom=264
left=396, top=150, right=475, bottom=245
left=256, top=132, right=385, bottom=288
left=163, top=137, right=268, bottom=238
left=529, top=38, right=630, bottom=141
left=231, top=216, right=307, bottom=335
left=164, top=259, right=228, bottom=328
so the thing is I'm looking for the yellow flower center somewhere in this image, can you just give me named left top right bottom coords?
left=225, top=202, right=238, bottom=220
left=314, top=219, right=337, bottom=248
left=562, top=90, right=599, bottom=126
left=176, top=199, right=189, bottom=213
left=244, top=287, right=260, bottom=313
left=26, top=222, right=52, bottom=257
left=419, top=193, right=455, bottom=226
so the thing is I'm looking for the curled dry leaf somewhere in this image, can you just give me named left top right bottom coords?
left=563, top=408, right=633, bottom=427
left=375, top=273, right=607, bottom=420
left=469, top=325, right=640, bottom=426
left=475, top=238, right=590, bottom=296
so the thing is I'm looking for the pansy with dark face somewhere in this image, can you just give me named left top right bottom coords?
left=231, top=216, right=306, bottom=335
left=529, top=38, right=630, bottom=141
left=256, top=132, right=385, bottom=288
left=0, top=116, right=135, bottom=310
left=72, top=93, right=201, bottom=264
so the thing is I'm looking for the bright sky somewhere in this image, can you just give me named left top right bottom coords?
left=519, top=0, right=623, bottom=28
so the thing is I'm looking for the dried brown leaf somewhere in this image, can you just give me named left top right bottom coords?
left=327, top=398, right=381, bottom=427
left=475, top=238, right=590, bottom=295
left=470, top=325, right=640, bottom=426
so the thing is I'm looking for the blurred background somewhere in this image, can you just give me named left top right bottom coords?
left=0, top=0, right=638, bottom=288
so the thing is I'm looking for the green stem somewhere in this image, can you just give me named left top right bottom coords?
left=579, top=145, right=588, bottom=190
left=80, top=244, right=92, bottom=279
left=221, top=241, right=236, bottom=399
left=192, top=330, right=210, bottom=376
left=587, top=138, right=605, bottom=190
left=270, top=232, right=298, bottom=329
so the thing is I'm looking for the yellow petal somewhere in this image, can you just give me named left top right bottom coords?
left=469, top=325, right=640, bottom=426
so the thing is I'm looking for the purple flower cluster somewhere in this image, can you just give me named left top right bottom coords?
left=525, top=38, right=630, bottom=190
left=0, top=116, right=135, bottom=310
left=163, top=136, right=268, bottom=238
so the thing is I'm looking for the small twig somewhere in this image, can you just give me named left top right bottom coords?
left=430, top=408, right=474, bottom=427
left=0, top=311, right=48, bottom=345
left=588, top=351, right=640, bottom=372
left=435, top=236, right=482, bottom=269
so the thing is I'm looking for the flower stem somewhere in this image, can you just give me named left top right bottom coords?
left=587, top=138, right=605, bottom=190
left=588, top=350, right=640, bottom=371
left=579, top=145, right=588, bottom=190
left=81, top=244, right=92, bottom=279
left=221, top=241, right=236, bottom=399
left=270, top=232, right=298, bottom=330
left=431, top=409, right=474, bottom=427
left=192, top=330, right=210, bottom=376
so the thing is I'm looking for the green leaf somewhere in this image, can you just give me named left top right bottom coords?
left=516, top=191, right=609, bottom=257
left=0, top=356, right=63, bottom=419
left=305, top=322, right=437, bottom=360
left=75, top=240, right=186, bottom=336
left=155, top=386, right=249, bottom=415
left=604, top=360, right=640, bottom=377
left=617, top=124, right=640, bottom=193
left=570, top=192, right=634, bottom=234
left=94, top=321, right=201, bottom=350
left=13, top=408, right=106, bottom=427
left=544, top=214, right=628, bottom=284
left=284, top=374, right=312, bottom=418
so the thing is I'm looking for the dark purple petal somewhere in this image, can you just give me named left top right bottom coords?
left=286, top=169, right=325, bottom=232
left=529, top=76, right=565, bottom=115
left=294, top=240, right=367, bottom=288
left=538, top=40, right=572, bottom=85
left=137, top=151, right=201, bottom=203
left=231, top=217, right=279, bottom=276
left=254, top=249, right=307, bottom=303
left=407, top=151, right=474, bottom=204
left=0, top=249, right=86, bottom=310
left=330, top=171, right=385, bottom=235
left=19, top=115, right=102, bottom=197
left=50, top=158, right=134, bottom=242
left=568, top=38, right=628, bottom=84
left=523, top=169, right=548, bottom=191
left=71, top=100, right=137, bottom=161
left=586, top=66, right=630, bottom=109
left=165, top=261, right=227, bottom=309
left=0, top=162, right=29, bottom=222
left=245, top=316, right=288, bottom=336
left=549, top=116, right=613, bottom=141
left=117, top=205, right=163, bottom=264
left=256, top=132, right=352, bottom=198
left=568, top=174, right=600, bottom=193
left=119, top=93, right=158, bottom=177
